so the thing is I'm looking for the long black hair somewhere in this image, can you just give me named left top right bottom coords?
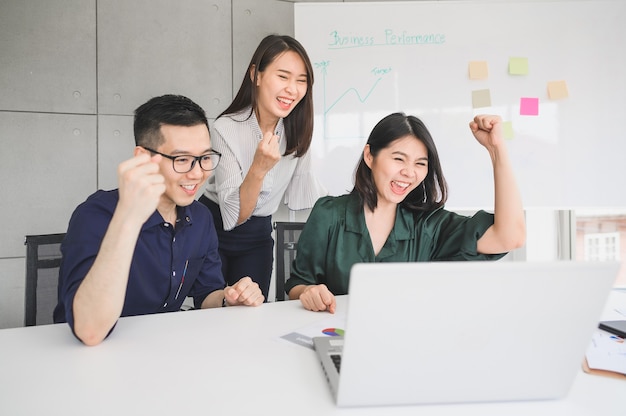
left=219, top=34, right=314, bottom=157
left=352, top=112, right=448, bottom=212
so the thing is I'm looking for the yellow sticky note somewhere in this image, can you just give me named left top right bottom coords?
left=547, top=80, right=569, bottom=100
left=502, top=121, right=514, bottom=140
left=509, top=57, right=529, bottom=75
left=469, top=61, right=489, bottom=80
left=472, top=89, right=491, bottom=108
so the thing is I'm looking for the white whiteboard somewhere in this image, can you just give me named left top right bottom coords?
left=295, top=0, right=626, bottom=209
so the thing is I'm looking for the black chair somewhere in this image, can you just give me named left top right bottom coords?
left=273, top=222, right=305, bottom=302
left=24, top=233, right=65, bottom=326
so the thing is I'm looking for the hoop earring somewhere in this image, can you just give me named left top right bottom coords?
left=422, top=182, right=427, bottom=203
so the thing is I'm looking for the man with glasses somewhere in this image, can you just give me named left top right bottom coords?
left=54, top=94, right=264, bottom=346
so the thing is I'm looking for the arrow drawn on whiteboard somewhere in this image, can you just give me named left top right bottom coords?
left=324, top=78, right=384, bottom=115
left=315, top=60, right=390, bottom=139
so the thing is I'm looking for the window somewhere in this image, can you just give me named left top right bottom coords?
left=584, top=232, right=619, bottom=262
left=575, top=209, right=626, bottom=287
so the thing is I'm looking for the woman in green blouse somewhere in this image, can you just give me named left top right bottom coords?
left=284, top=112, right=526, bottom=313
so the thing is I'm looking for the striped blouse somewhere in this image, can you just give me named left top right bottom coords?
left=202, top=106, right=327, bottom=231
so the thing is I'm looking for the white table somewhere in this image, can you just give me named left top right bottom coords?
left=1, top=292, right=624, bottom=416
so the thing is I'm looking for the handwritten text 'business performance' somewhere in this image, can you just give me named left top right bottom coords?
left=328, top=30, right=446, bottom=49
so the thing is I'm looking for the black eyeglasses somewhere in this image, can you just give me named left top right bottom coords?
left=143, top=147, right=221, bottom=173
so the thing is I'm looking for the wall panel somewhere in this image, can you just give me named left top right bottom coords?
left=0, top=258, right=27, bottom=329
left=0, top=112, right=97, bottom=257
left=97, top=0, right=232, bottom=118
left=0, top=0, right=96, bottom=113
left=97, top=115, right=135, bottom=191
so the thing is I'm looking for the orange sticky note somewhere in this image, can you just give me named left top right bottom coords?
left=547, top=80, right=569, bottom=100
left=469, top=61, right=489, bottom=80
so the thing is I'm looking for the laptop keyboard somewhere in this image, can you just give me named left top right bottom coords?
left=330, top=354, right=342, bottom=373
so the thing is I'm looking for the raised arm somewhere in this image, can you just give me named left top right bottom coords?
left=237, top=130, right=281, bottom=225
left=469, top=115, right=526, bottom=254
left=72, top=152, right=165, bottom=346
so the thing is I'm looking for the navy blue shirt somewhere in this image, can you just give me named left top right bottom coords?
left=53, top=190, right=225, bottom=331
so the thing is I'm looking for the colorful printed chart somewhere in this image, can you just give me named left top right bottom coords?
left=280, top=313, right=347, bottom=349
left=322, top=328, right=345, bottom=337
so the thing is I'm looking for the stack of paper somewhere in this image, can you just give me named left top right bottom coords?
left=585, top=330, right=626, bottom=375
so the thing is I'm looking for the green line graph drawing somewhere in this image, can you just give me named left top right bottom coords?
left=315, top=60, right=391, bottom=139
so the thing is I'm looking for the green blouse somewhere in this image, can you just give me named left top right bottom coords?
left=285, top=193, right=506, bottom=296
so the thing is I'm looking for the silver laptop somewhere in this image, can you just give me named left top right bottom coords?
left=313, top=261, right=618, bottom=407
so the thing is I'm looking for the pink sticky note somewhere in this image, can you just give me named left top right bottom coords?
left=520, top=97, right=539, bottom=116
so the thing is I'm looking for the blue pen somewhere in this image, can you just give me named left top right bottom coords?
left=175, top=259, right=188, bottom=300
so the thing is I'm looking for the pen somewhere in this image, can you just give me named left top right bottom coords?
left=175, top=259, right=188, bottom=300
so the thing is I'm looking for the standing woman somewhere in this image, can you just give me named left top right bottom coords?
left=200, top=35, right=326, bottom=299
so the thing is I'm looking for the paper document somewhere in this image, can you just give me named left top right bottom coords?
left=585, top=330, right=626, bottom=375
